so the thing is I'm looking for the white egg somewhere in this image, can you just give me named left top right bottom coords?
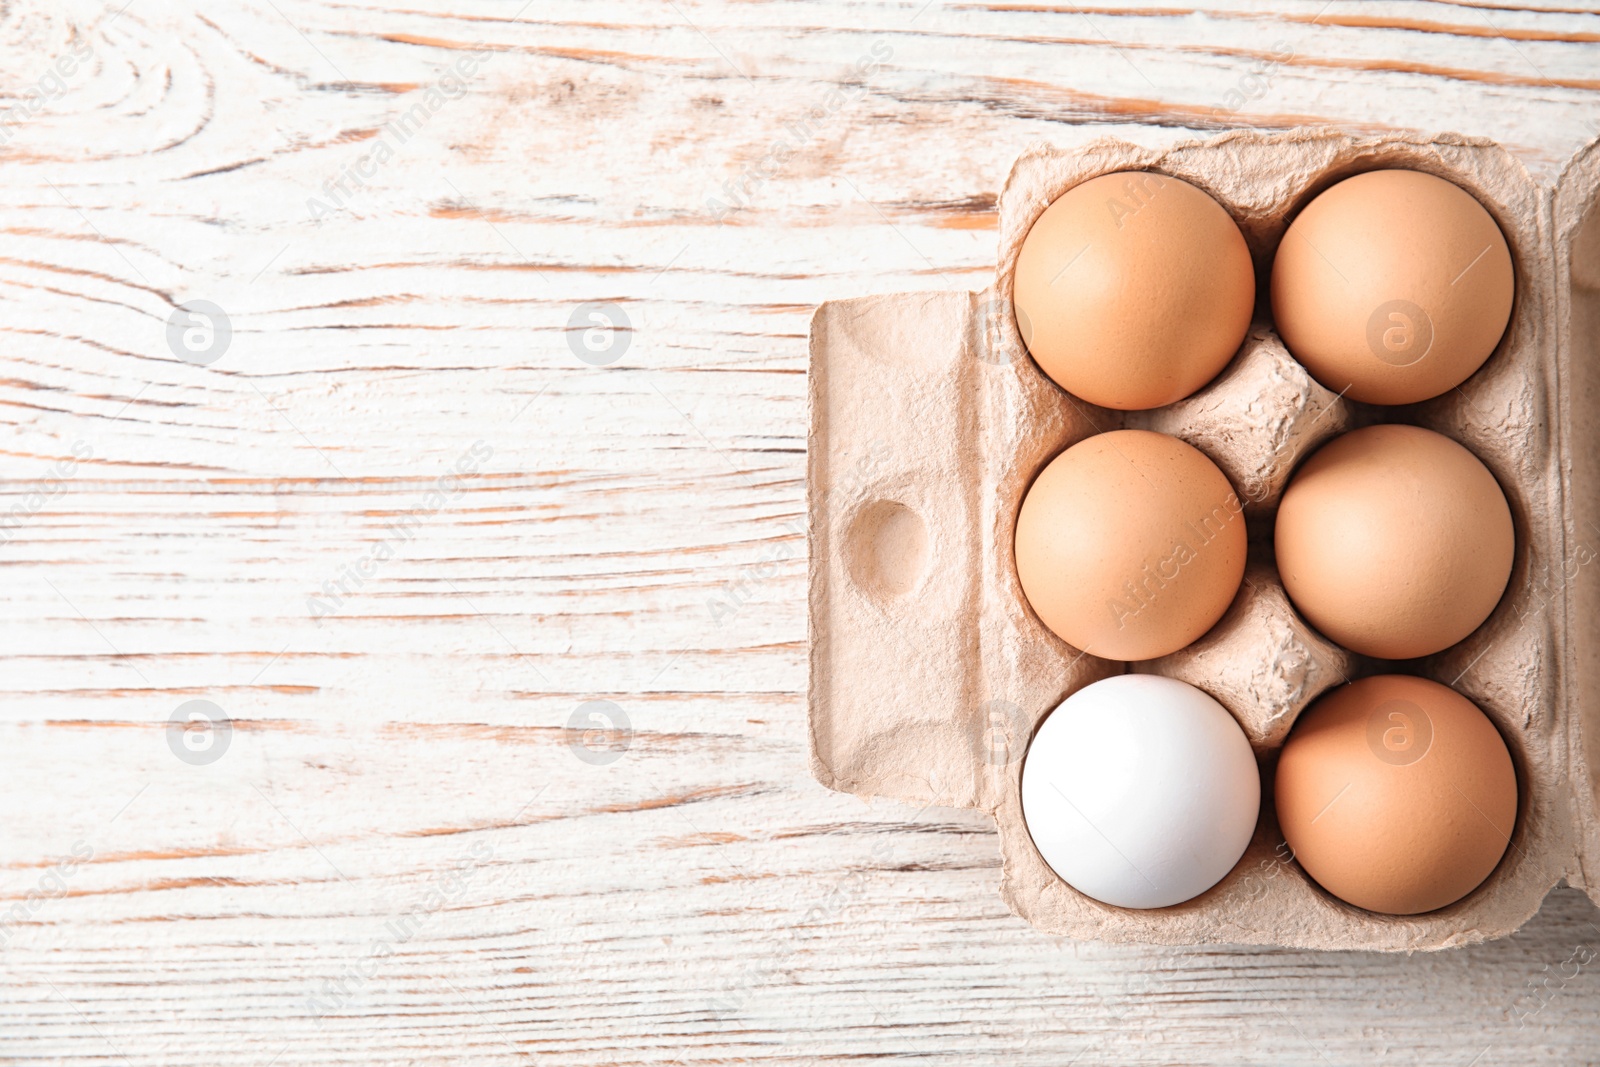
left=1020, top=674, right=1260, bottom=909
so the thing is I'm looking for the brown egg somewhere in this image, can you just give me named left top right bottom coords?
left=1012, top=172, right=1255, bottom=410
left=1271, top=169, right=1514, bottom=405
left=1014, top=429, right=1245, bottom=661
left=1275, top=674, right=1518, bottom=915
left=1275, top=424, right=1513, bottom=659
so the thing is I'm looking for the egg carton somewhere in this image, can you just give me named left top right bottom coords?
left=806, top=128, right=1600, bottom=950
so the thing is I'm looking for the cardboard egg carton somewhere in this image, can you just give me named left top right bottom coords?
left=806, top=128, right=1600, bottom=950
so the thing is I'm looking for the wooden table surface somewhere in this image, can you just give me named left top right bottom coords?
left=3, top=1, right=1600, bottom=1063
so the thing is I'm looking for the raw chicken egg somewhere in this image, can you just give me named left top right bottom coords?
left=1274, top=423, right=1513, bottom=659
left=1014, top=429, right=1245, bottom=661
left=1021, top=674, right=1260, bottom=909
left=1012, top=172, right=1255, bottom=410
left=1274, top=674, right=1518, bottom=915
left=1271, top=169, right=1514, bottom=405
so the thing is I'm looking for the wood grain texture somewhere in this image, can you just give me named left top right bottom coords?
left=0, top=0, right=1599, bottom=1063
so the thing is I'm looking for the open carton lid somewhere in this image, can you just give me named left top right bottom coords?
left=809, top=129, right=1599, bottom=950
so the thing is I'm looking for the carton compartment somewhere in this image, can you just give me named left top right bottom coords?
left=810, top=130, right=1586, bottom=950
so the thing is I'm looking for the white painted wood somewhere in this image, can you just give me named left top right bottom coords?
left=0, top=0, right=1598, bottom=1063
